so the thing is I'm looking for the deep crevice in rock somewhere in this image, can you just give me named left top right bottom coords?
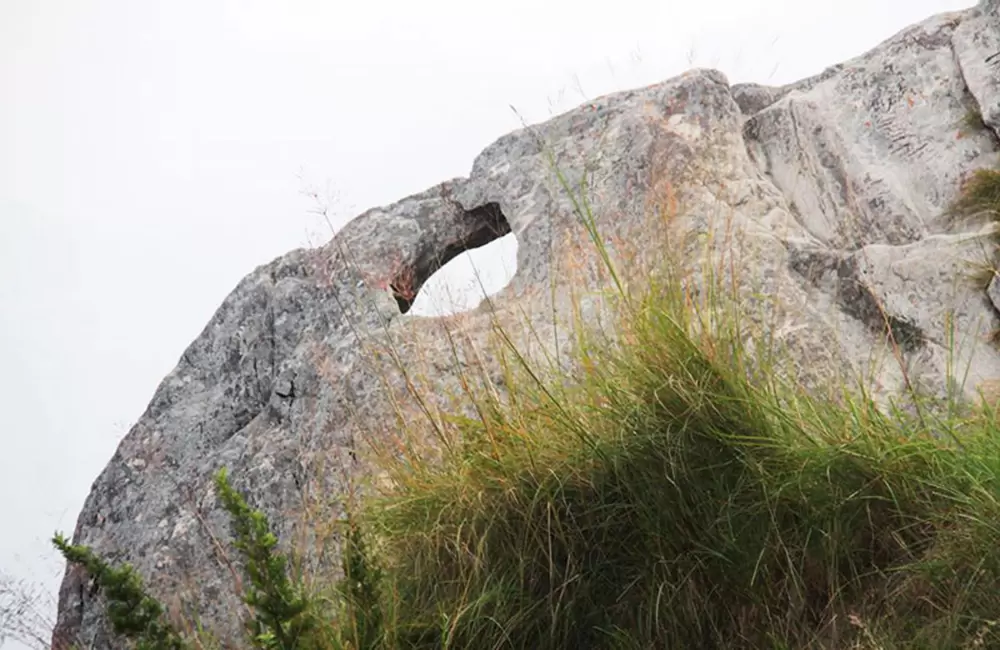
left=951, top=34, right=1000, bottom=147
left=391, top=202, right=513, bottom=313
left=836, top=258, right=927, bottom=353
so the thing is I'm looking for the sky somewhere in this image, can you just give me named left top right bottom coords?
left=0, top=0, right=977, bottom=646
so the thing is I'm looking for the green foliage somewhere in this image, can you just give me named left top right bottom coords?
left=335, top=516, right=384, bottom=650
left=213, top=468, right=315, bottom=650
left=366, top=276, right=1000, bottom=648
left=51, top=471, right=328, bottom=650
left=353, top=169, right=1000, bottom=649
left=51, top=533, right=187, bottom=650
left=950, top=164, right=1000, bottom=348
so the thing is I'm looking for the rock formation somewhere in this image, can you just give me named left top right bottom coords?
left=54, top=1, right=1000, bottom=646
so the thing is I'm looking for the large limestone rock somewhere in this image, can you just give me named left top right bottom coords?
left=54, top=1, right=1000, bottom=646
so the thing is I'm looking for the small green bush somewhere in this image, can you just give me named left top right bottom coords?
left=52, top=469, right=367, bottom=650
left=52, top=533, right=187, bottom=650
left=213, top=468, right=316, bottom=650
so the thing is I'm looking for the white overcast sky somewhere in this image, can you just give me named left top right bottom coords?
left=0, top=0, right=975, bottom=646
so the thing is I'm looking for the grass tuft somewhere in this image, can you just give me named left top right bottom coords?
left=366, top=266, right=1000, bottom=649
left=950, top=169, right=1000, bottom=226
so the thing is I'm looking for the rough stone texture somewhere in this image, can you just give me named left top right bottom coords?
left=958, top=0, right=1000, bottom=133
left=54, top=2, right=1000, bottom=647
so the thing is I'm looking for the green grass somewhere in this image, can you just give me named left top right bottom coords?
left=360, top=267, right=1000, bottom=649
left=949, top=164, right=1000, bottom=345
left=347, top=167, right=1000, bottom=649
left=950, top=168, right=1000, bottom=226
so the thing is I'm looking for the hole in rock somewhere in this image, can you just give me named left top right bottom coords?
left=405, top=233, right=518, bottom=317
left=400, top=203, right=518, bottom=317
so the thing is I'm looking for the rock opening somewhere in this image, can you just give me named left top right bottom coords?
left=394, top=202, right=516, bottom=315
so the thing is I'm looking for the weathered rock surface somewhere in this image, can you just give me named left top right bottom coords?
left=54, top=1, right=1000, bottom=647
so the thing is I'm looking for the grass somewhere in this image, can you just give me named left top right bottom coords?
left=949, top=161, right=1000, bottom=344
left=359, top=271, right=1000, bottom=649
left=950, top=168, right=1000, bottom=226
left=343, top=161, right=1000, bottom=648
left=52, top=137, right=1000, bottom=649
left=960, top=106, right=989, bottom=138
left=953, top=102, right=1000, bottom=288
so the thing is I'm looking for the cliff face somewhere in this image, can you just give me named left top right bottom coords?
left=54, top=2, right=1000, bottom=646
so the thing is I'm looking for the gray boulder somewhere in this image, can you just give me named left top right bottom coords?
left=53, top=1, right=1000, bottom=646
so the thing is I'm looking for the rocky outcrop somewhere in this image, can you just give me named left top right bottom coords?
left=54, top=1, right=1000, bottom=646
